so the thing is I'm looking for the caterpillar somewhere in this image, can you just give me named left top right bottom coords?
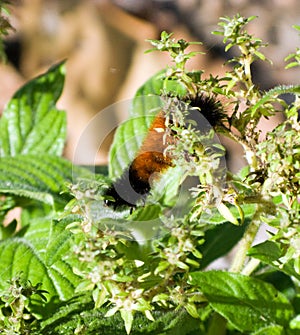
left=104, top=92, right=225, bottom=208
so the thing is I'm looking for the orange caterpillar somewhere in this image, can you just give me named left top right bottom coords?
left=104, top=112, right=173, bottom=207
left=128, top=112, right=174, bottom=194
left=105, top=93, right=224, bottom=208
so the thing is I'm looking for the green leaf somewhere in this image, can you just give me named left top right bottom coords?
left=0, top=218, right=80, bottom=303
left=248, top=240, right=300, bottom=281
left=118, top=204, right=163, bottom=244
left=290, top=314, right=300, bottom=330
left=120, top=309, right=134, bottom=334
left=0, top=154, right=91, bottom=207
left=217, top=202, right=239, bottom=225
left=0, top=238, right=76, bottom=301
left=199, top=221, right=247, bottom=269
left=200, top=204, right=256, bottom=225
left=40, top=305, right=200, bottom=335
left=189, top=271, right=294, bottom=333
left=0, top=219, right=17, bottom=239
left=251, top=84, right=300, bottom=116
left=251, top=325, right=284, bottom=335
left=150, top=165, right=187, bottom=207
left=254, top=50, right=267, bottom=61
left=285, top=61, right=300, bottom=69
left=39, top=293, right=94, bottom=332
left=0, top=61, right=66, bottom=157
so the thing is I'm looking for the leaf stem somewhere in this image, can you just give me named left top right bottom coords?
left=241, top=258, right=260, bottom=276
left=219, top=125, right=258, bottom=170
left=229, top=204, right=263, bottom=273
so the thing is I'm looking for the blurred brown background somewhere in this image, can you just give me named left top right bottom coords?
left=2, top=0, right=300, bottom=169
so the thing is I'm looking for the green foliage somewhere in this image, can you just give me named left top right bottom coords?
left=0, top=154, right=86, bottom=207
left=189, top=271, right=294, bottom=332
left=0, top=61, right=91, bottom=334
left=248, top=240, right=300, bottom=281
left=0, top=62, right=66, bottom=157
left=0, top=275, right=47, bottom=334
left=1, top=13, right=300, bottom=335
left=146, top=31, right=202, bottom=73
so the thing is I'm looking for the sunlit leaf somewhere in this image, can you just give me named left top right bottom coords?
left=189, top=271, right=294, bottom=332
left=248, top=240, right=300, bottom=281
left=0, top=61, right=66, bottom=157
left=0, top=154, right=91, bottom=207
left=0, top=219, right=80, bottom=301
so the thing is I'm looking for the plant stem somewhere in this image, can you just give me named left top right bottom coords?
left=241, top=258, right=260, bottom=276
left=229, top=204, right=263, bottom=273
